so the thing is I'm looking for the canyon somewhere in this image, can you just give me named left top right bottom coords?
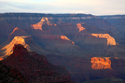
left=0, top=13, right=125, bottom=83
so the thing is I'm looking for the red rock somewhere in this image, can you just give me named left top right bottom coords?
left=2, top=44, right=74, bottom=83
left=91, top=34, right=117, bottom=45
left=76, top=23, right=86, bottom=32
left=8, top=27, right=29, bottom=41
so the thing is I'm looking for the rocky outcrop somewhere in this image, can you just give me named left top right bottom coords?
left=31, top=24, right=42, bottom=30
left=31, top=17, right=51, bottom=31
left=1, top=36, right=49, bottom=59
left=2, top=36, right=30, bottom=56
left=2, top=44, right=74, bottom=83
left=34, top=34, right=72, bottom=41
left=73, top=33, right=117, bottom=48
left=76, top=23, right=86, bottom=32
left=40, top=17, right=50, bottom=25
left=33, top=34, right=79, bottom=54
left=91, top=34, right=117, bottom=45
left=8, top=27, right=29, bottom=41
left=0, top=13, right=125, bottom=83
left=91, top=57, right=111, bottom=69
left=46, top=55, right=125, bottom=83
left=73, top=33, right=107, bottom=46
left=100, top=15, right=125, bottom=45
left=61, top=35, right=70, bottom=40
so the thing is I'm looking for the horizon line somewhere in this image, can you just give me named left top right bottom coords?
left=0, top=12, right=125, bottom=16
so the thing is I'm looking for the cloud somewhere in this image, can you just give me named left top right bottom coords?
left=0, top=0, right=125, bottom=15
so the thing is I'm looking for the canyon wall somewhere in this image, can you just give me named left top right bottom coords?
left=91, top=34, right=117, bottom=45
left=91, top=57, right=111, bottom=69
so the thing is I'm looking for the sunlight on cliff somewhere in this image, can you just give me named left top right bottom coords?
left=31, top=17, right=51, bottom=30
left=31, top=24, right=43, bottom=30
left=39, top=17, right=50, bottom=25
left=10, top=27, right=19, bottom=35
left=1, top=36, right=30, bottom=57
left=72, top=41, right=74, bottom=44
left=76, top=23, right=85, bottom=32
left=91, top=57, right=111, bottom=69
left=91, top=34, right=117, bottom=45
left=61, top=35, right=70, bottom=41
left=0, top=57, right=3, bottom=61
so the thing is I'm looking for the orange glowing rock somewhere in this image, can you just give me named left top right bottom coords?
left=2, top=36, right=30, bottom=56
left=54, top=24, right=57, bottom=26
left=10, top=27, right=19, bottom=35
left=31, top=24, right=42, bottom=30
left=0, top=57, right=3, bottom=61
left=91, top=34, right=117, bottom=45
left=91, top=57, right=111, bottom=69
left=60, top=35, right=70, bottom=41
left=76, top=23, right=85, bottom=32
left=72, top=41, right=74, bottom=44
left=40, top=17, right=50, bottom=25
left=31, top=17, right=51, bottom=30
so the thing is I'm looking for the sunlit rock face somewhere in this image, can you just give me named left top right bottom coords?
left=91, top=34, right=117, bottom=45
left=2, top=36, right=30, bottom=56
left=31, top=17, right=51, bottom=31
left=33, top=34, right=79, bottom=54
left=76, top=23, right=85, bottom=32
left=8, top=27, right=29, bottom=41
left=9, top=27, right=19, bottom=35
left=91, top=57, right=111, bottom=69
left=38, top=17, right=50, bottom=25
left=31, top=24, right=42, bottom=30
left=35, top=34, right=73, bottom=44
left=1, top=36, right=49, bottom=58
left=61, top=35, right=70, bottom=41
left=0, top=57, right=3, bottom=61
left=73, top=33, right=107, bottom=46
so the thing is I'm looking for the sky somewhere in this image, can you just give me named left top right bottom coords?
left=0, top=0, right=125, bottom=15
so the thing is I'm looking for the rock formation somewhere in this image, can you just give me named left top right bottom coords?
left=0, top=13, right=125, bottom=83
left=61, top=35, right=70, bottom=41
left=2, top=36, right=30, bottom=56
left=76, top=23, right=86, bottom=32
left=91, top=57, right=111, bottom=69
left=8, top=27, right=29, bottom=41
left=32, top=34, right=79, bottom=54
left=1, top=36, right=49, bottom=59
left=2, top=44, right=74, bottom=83
left=73, top=33, right=117, bottom=49
left=91, top=34, right=117, bottom=45
left=31, top=17, right=51, bottom=31
left=73, top=33, right=107, bottom=46
left=31, top=24, right=43, bottom=30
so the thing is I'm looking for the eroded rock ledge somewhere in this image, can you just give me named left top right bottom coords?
left=91, top=34, right=117, bottom=45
